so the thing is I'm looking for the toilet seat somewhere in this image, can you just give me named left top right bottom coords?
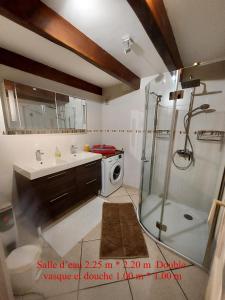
left=7, top=245, right=41, bottom=273
left=6, top=245, right=42, bottom=294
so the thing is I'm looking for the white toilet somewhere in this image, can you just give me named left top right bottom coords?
left=0, top=202, right=42, bottom=295
left=6, top=244, right=42, bottom=295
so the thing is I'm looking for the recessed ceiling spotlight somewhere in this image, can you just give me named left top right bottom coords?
left=122, top=35, right=133, bottom=55
left=193, top=62, right=201, bottom=66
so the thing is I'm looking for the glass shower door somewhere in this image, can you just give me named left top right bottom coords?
left=140, top=72, right=177, bottom=239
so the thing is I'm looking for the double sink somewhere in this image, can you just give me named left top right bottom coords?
left=14, top=151, right=102, bottom=180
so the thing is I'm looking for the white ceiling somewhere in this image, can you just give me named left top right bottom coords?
left=164, top=0, right=225, bottom=67
left=0, top=0, right=168, bottom=90
left=1, top=0, right=223, bottom=90
left=0, top=16, right=120, bottom=88
left=42, top=0, right=167, bottom=78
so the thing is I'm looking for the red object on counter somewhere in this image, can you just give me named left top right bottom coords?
left=91, top=144, right=116, bottom=155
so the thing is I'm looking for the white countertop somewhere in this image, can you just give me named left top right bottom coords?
left=13, top=151, right=102, bottom=180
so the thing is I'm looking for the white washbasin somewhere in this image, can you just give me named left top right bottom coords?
left=31, top=158, right=67, bottom=170
left=14, top=152, right=102, bottom=180
left=65, top=151, right=98, bottom=161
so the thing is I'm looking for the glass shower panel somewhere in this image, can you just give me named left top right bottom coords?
left=139, top=60, right=225, bottom=267
left=140, top=72, right=177, bottom=238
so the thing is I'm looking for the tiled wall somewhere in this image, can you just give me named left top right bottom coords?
left=147, top=63, right=225, bottom=212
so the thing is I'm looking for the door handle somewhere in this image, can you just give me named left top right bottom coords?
left=142, top=159, right=149, bottom=162
left=141, top=156, right=149, bottom=162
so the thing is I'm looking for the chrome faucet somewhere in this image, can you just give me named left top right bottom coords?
left=70, top=145, right=78, bottom=155
left=36, top=150, right=44, bottom=161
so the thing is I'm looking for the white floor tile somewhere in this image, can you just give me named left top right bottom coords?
left=130, top=195, right=140, bottom=208
left=108, top=195, right=132, bottom=203
left=158, top=244, right=192, bottom=269
left=173, top=266, right=208, bottom=300
left=124, top=186, right=139, bottom=196
left=129, top=271, right=186, bottom=300
left=19, top=293, right=44, bottom=300
left=79, top=240, right=125, bottom=289
left=47, top=291, right=78, bottom=300
left=78, top=281, right=132, bottom=300
left=83, top=222, right=102, bottom=241
left=108, top=187, right=128, bottom=198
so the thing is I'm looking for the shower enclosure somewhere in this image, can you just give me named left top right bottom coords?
left=139, top=60, right=225, bottom=267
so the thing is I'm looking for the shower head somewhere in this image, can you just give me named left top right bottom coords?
left=185, top=104, right=216, bottom=119
left=189, top=104, right=210, bottom=115
left=181, top=79, right=200, bottom=89
left=199, top=104, right=210, bottom=110
left=191, top=109, right=216, bottom=117
left=204, top=109, right=216, bottom=113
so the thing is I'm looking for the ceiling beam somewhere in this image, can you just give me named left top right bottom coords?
left=127, top=0, right=183, bottom=71
left=0, top=0, right=40, bottom=18
left=0, top=47, right=102, bottom=95
left=0, top=0, right=141, bottom=90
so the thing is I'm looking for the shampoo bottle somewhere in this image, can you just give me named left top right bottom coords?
left=55, top=147, right=61, bottom=159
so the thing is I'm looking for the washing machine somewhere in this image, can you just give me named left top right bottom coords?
left=101, top=153, right=124, bottom=197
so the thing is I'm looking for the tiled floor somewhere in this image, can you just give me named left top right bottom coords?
left=15, top=186, right=208, bottom=300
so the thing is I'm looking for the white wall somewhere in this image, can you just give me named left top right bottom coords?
left=101, top=87, right=146, bottom=188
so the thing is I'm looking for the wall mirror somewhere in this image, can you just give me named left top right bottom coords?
left=0, top=80, right=87, bottom=134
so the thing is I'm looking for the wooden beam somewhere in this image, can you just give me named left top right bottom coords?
left=127, top=0, right=183, bottom=71
left=0, top=48, right=102, bottom=95
left=0, top=1, right=141, bottom=90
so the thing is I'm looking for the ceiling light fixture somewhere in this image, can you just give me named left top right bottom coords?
left=193, top=62, right=201, bottom=66
left=122, top=35, right=133, bottom=55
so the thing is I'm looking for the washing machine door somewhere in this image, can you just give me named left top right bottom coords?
left=110, top=162, right=123, bottom=184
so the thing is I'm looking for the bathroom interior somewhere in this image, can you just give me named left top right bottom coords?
left=0, top=1, right=224, bottom=300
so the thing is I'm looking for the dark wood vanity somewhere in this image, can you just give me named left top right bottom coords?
left=15, top=159, right=101, bottom=227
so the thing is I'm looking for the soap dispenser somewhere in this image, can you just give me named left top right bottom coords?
left=55, top=147, right=61, bottom=159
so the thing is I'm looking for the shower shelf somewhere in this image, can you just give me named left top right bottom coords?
left=155, top=130, right=170, bottom=138
left=197, top=130, right=225, bottom=142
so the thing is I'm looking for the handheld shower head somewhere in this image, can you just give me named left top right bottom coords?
left=191, top=109, right=216, bottom=117
left=199, top=104, right=210, bottom=110
left=189, top=104, right=211, bottom=116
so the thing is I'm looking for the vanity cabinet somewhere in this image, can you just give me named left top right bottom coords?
left=15, top=159, right=101, bottom=227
